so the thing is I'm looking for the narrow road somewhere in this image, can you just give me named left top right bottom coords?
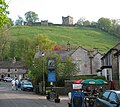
left=0, top=82, right=68, bottom=107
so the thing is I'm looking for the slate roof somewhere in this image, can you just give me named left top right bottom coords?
left=53, top=50, right=75, bottom=57
left=0, top=61, right=27, bottom=69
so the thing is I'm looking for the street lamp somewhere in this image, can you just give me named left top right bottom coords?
left=42, top=52, right=45, bottom=94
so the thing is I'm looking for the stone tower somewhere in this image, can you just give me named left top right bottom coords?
left=62, top=16, right=73, bottom=25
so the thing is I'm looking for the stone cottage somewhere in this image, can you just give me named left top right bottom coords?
left=0, top=60, right=27, bottom=80
left=71, top=47, right=103, bottom=75
left=34, top=43, right=103, bottom=76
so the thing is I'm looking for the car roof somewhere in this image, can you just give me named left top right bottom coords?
left=106, top=90, right=120, bottom=94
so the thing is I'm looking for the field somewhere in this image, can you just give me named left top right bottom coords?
left=8, top=26, right=120, bottom=53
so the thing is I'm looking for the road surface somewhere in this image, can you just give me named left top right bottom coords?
left=0, top=82, right=69, bottom=107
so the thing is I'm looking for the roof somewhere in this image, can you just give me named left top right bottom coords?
left=0, top=61, right=27, bottom=69
left=106, top=90, right=120, bottom=94
left=54, top=50, right=75, bottom=57
left=114, top=50, right=120, bottom=56
left=101, top=42, right=120, bottom=59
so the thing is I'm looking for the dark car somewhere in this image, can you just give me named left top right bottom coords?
left=95, top=90, right=120, bottom=107
left=21, top=81, right=33, bottom=91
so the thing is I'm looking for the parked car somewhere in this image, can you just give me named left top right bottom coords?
left=95, top=90, right=120, bottom=107
left=21, top=81, right=33, bottom=91
left=3, top=77, right=13, bottom=82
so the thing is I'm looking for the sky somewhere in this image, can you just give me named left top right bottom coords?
left=6, top=0, right=120, bottom=24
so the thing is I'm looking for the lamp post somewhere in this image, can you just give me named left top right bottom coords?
left=42, top=52, right=45, bottom=94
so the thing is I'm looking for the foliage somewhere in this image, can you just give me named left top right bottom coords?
left=44, top=53, right=77, bottom=82
left=76, top=17, right=85, bottom=25
left=110, top=19, right=120, bottom=37
left=28, top=51, right=77, bottom=86
left=28, top=58, right=43, bottom=85
left=8, top=38, right=33, bottom=60
left=52, top=44, right=66, bottom=50
left=34, top=34, right=56, bottom=51
left=83, top=20, right=91, bottom=26
left=15, top=16, right=24, bottom=26
left=93, top=76, right=106, bottom=80
left=56, top=56, right=77, bottom=86
left=0, top=28, right=11, bottom=60
left=97, top=17, right=112, bottom=31
left=0, top=0, right=10, bottom=27
left=24, top=11, right=39, bottom=24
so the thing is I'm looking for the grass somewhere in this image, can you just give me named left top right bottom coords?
left=8, top=26, right=120, bottom=53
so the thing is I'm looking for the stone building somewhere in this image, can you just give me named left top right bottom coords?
left=52, top=46, right=102, bottom=76
left=100, top=43, right=120, bottom=88
left=0, top=60, right=27, bottom=80
left=41, top=20, right=48, bottom=26
left=71, top=47, right=103, bottom=75
left=62, top=16, right=73, bottom=25
left=34, top=43, right=102, bottom=76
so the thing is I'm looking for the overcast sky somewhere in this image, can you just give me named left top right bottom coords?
left=6, top=0, right=120, bottom=24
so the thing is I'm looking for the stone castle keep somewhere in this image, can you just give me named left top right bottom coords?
left=24, top=16, right=74, bottom=26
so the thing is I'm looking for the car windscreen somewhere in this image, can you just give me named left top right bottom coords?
left=23, top=82, right=32, bottom=85
left=103, top=91, right=110, bottom=98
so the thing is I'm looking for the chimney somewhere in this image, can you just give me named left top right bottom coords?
left=67, top=41, right=70, bottom=51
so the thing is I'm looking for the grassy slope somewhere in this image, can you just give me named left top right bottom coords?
left=8, top=26, right=120, bottom=53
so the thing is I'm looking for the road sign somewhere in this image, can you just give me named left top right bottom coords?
left=47, top=58, right=56, bottom=70
left=48, top=71, right=56, bottom=82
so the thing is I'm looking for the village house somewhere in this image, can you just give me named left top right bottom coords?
left=0, top=59, right=27, bottom=80
left=35, top=42, right=103, bottom=76
left=71, top=47, right=103, bottom=76
left=100, top=43, right=120, bottom=89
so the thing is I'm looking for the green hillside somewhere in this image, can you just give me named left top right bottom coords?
left=8, top=26, right=120, bottom=53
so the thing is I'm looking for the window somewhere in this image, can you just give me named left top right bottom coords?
left=103, top=91, right=110, bottom=99
left=77, top=64, right=81, bottom=72
left=118, top=93, right=120, bottom=101
left=109, top=92, right=118, bottom=102
left=8, top=68, right=10, bottom=72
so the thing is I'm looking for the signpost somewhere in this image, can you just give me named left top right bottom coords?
left=47, top=58, right=56, bottom=86
left=48, top=71, right=56, bottom=82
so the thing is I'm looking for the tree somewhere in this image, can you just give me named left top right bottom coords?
left=15, top=16, right=24, bottom=26
left=52, top=44, right=66, bottom=50
left=83, top=20, right=91, bottom=26
left=57, top=56, right=77, bottom=79
left=76, top=17, right=85, bottom=25
left=28, top=50, right=77, bottom=86
left=24, top=11, right=39, bottom=25
left=0, top=0, right=10, bottom=27
left=28, top=58, right=43, bottom=84
left=34, top=34, right=56, bottom=51
left=97, top=17, right=112, bottom=31
left=91, top=21, right=97, bottom=27
left=0, top=28, right=11, bottom=60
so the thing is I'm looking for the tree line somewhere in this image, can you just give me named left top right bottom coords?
left=77, top=17, right=120, bottom=38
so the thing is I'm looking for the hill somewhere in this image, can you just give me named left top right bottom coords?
left=8, top=26, right=120, bottom=53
